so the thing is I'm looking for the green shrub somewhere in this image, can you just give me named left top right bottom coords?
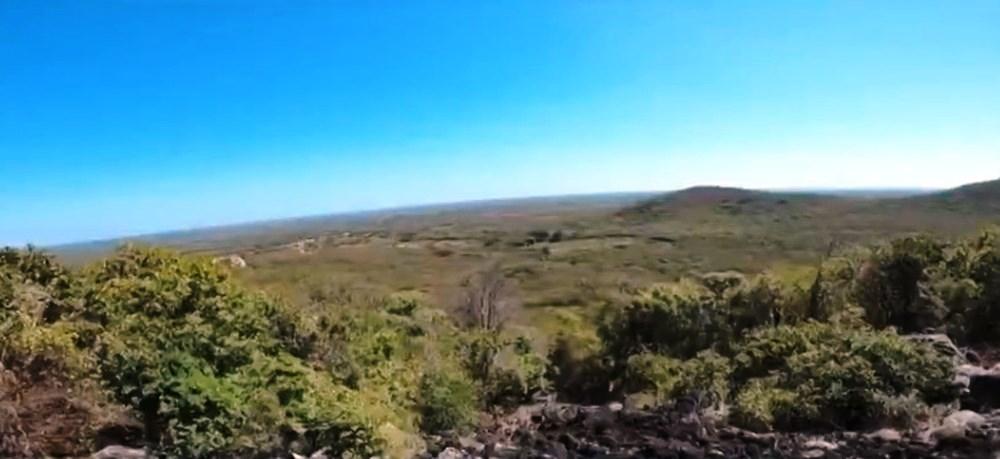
left=417, top=371, right=479, bottom=433
left=458, top=332, right=549, bottom=407
left=731, top=322, right=956, bottom=430
left=600, top=280, right=731, bottom=362
left=623, top=350, right=731, bottom=407
left=546, top=335, right=612, bottom=404
left=958, top=231, right=1000, bottom=342
left=855, top=236, right=948, bottom=333
left=80, top=247, right=380, bottom=457
left=730, top=377, right=802, bottom=431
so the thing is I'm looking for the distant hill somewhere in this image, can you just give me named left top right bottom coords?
left=618, top=186, right=848, bottom=219
left=47, top=180, right=999, bottom=265
left=901, top=178, right=1000, bottom=212
left=621, top=180, right=1000, bottom=219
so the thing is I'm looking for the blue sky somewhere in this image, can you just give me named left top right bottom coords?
left=2, top=1, right=999, bottom=246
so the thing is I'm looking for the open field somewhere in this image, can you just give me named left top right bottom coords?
left=53, top=180, right=1000, bottom=338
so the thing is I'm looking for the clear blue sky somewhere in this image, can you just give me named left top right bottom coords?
left=2, top=1, right=999, bottom=246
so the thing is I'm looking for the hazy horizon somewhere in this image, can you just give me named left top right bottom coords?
left=3, top=1, right=999, bottom=246
left=46, top=185, right=949, bottom=248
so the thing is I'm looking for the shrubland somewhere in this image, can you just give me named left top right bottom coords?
left=553, top=228, right=1000, bottom=431
left=3, top=226, right=1000, bottom=456
left=1, top=246, right=547, bottom=457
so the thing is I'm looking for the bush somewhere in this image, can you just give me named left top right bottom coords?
left=855, top=236, right=948, bottom=333
left=1, top=251, right=115, bottom=458
left=599, top=280, right=731, bottom=363
left=546, top=335, right=612, bottom=404
left=417, top=371, right=479, bottom=433
left=459, top=332, right=549, bottom=407
left=730, top=377, right=802, bottom=431
left=79, top=247, right=380, bottom=457
left=624, top=350, right=731, bottom=407
left=731, top=322, right=956, bottom=430
left=958, top=231, right=1000, bottom=342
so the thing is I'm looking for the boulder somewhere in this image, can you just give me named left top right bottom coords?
left=943, top=410, right=986, bottom=429
left=866, top=428, right=902, bottom=443
left=436, top=446, right=467, bottom=459
left=803, top=439, right=838, bottom=451
left=905, top=333, right=965, bottom=364
left=91, top=446, right=148, bottom=459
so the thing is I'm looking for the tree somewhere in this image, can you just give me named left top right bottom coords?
left=458, top=262, right=520, bottom=332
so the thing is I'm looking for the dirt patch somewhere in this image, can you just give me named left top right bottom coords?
left=0, top=366, right=137, bottom=457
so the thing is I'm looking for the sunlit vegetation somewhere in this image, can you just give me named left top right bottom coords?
left=5, top=221, right=1000, bottom=456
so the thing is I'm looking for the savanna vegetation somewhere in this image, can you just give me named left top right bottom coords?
left=7, top=226, right=1000, bottom=456
left=6, top=181, right=1000, bottom=457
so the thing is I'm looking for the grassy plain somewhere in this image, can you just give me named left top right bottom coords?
left=54, top=180, right=1000, bottom=342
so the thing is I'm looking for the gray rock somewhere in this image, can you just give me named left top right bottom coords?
left=866, top=428, right=902, bottom=442
left=803, top=439, right=838, bottom=451
left=944, top=410, right=987, bottom=429
left=436, top=446, right=467, bottom=459
left=92, top=446, right=148, bottom=459
left=457, top=436, right=484, bottom=453
left=583, top=404, right=618, bottom=430
left=930, top=423, right=967, bottom=443
left=906, top=333, right=965, bottom=364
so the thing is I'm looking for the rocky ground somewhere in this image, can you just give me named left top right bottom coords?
left=420, top=335, right=1000, bottom=459
left=424, top=402, right=1000, bottom=459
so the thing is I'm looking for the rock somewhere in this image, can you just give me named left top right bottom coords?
left=492, top=443, right=522, bottom=458
left=457, top=435, right=484, bottom=453
left=92, top=446, right=148, bottom=459
left=558, top=432, right=580, bottom=451
left=546, top=440, right=569, bottom=459
left=308, top=447, right=330, bottom=459
left=583, top=404, right=618, bottom=430
left=436, top=446, right=466, bottom=459
left=607, top=401, right=624, bottom=412
left=212, top=254, right=247, bottom=268
left=542, top=403, right=580, bottom=425
left=866, top=428, right=902, bottom=442
left=930, top=423, right=968, bottom=443
left=739, top=430, right=777, bottom=446
left=922, top=410, right=987, bottom=447
left=944, top=410, right=987, bottom=429
left=906, top=333, right=965, bottom=363
left=803, top=438, right=838, bottom=451
left=800, top=450, right=826, bottom=459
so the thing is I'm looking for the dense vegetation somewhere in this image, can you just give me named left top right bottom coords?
left=0, top=246, right=545, bottom=457
left=3, top=225, right=1000, bottom=457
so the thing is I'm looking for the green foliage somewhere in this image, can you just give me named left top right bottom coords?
left=485, top=336, right=550, bottom=406
left=624, top=350, right=731, bottom=407
left=600, top=280, right=731, bottom=362
left=546, top=334, right=612, bottom=403
left=458, top=332, right=549, bottom=407
left=600, top=275, right=803, bottom=372
left=855, top=236, right=948, bottom=333
left=731, top=322, right=955, bottom=430
left=730, top=377, right=801, bottom=431
left=73, top=246, right=382, bottom=457
left=842, top=230, right=1000, bottom=344
left=417, top=371, right=479, bottom=433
